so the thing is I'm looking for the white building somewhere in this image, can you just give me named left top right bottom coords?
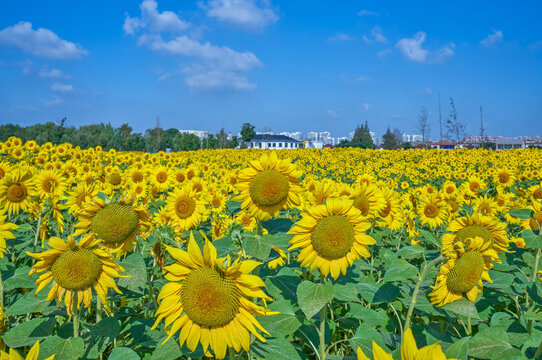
left=402, top=133, right=423, bottom=143
left=248, top=134, right=300, bottom=149
left=179, top=130, right=209, bottom=139
left=279, top=132, right=303, bottom=141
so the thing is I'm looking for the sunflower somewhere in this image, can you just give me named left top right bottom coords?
left=305, top=179, right=337, bottom=206
left=463, top=175, right=486, bottom=197
left=232, top=152, right=303, bottom=220
left=356, top=328, right=458, bottom=360
left=0, top=168, right=35, bottom=215
left=376, top=187, right=404, bottom=231
left=429, top=236, right=497, bottom=307
left=208, top=191, right=227, bottom=214
left=417, top=195, right=447, bottom=229
left=63, top=182, right=98, bottom=215
left=165, top=187, right=208, bottom=236
left=74, top=197, right=151, bottom=256
left=520, top=201, right=542, bottom=232
left=494, top=168, right=515, bottom=188
left=288, top=199, right=375, bottom=280
left=0, top=161, right=11, bottom=181
left=473, top=195, right=499, bottom=217
left=26, top=234, right=126, bottom=315
left=0, top=210, right=18, bottom=258
left=33, top=170, right=66, bottom=199
left=1, top=341, right=55, bottom=360
left=151, top=166, right=172, bottom=191
left=347, top=183, right=386, bottom=220
left=152, top=233, right=277, bottom=359
left=234, top=211, right=258, bottom=232
left=441, top=212, right=509, bottom=257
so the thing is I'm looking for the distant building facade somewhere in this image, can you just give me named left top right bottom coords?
left=248, top=134, right=300, bottom=149
left=179, top=130, right=208, bottom=139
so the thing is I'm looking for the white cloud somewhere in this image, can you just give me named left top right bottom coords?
left=356, top=75, right=370, bottom=82
left=41, top=95, right=63, bottom=106
left=481, top=29, right=503, bottom=47
left=0, top=21, right=87, bottom=59
left=361, top=103, right=370, bottom=112
left=396, top=32, right=428, bottom=62
left=326, top=110, right=341, bottom=118
left=395, top=32, right=454, bottom=63
left=328, top=33, right=352, bottom=42
left=138, top=34, right=261, bottom=90
left=123, top=0, right=190, bottom=35
left=38, top=65, right=70, bottom=78
left=51, top=82, right=73, bottom=93
left=205, top=0, right=278, bottom=30
left=371, top=26, right=387, bottom=43
left=423, top=88, right=432, bottom=95
left=358, top=10, right=379, bottom=17
left=377, top=48, right=392, bottom=58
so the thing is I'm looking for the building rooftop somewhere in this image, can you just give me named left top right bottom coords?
left=251, top=134, right=300, bottom=142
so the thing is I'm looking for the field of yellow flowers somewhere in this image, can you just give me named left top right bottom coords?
left=0, top=136, right=541, bottom=360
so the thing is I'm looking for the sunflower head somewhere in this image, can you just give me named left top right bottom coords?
left=289, top=198, right=375, bottom=280
left=153, top=233, right=277, bottom=359
left=26, top=234, right=126, bottom=315
left=233, top=152, right=303, bottom=220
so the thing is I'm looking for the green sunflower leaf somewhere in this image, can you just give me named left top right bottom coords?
left=296, top=280, right=334, bottom=319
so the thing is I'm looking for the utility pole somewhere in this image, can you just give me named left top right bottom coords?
left=480, top=105, right=484, bottom=149
left=155, top=117, right=161, bottom=152
left=438, top=93, right=443, bottom=147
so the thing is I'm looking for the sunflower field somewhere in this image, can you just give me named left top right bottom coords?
left=0, top=136, right=542, bottom=360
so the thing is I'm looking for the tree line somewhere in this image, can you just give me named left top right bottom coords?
left=0, top=119, right=258, bottom=152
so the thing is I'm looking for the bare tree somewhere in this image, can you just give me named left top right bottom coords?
left=417, top=107, right=431, bottom=148
left=446, top=98, right=466, bottom=142
left=438, top=93, right=443, bottom=144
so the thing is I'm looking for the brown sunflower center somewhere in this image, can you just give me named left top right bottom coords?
left=109, top=173, right=121, bottom=186
left=249, top=169, right=290, bottom=207
left=212, top=197, right=221, bottom=207
left=533, top=188, right=542, bottom=200
left=132, top=172, right=143, bottom=182
left=43, top=178, right=56, bottom=192
left=311, top=215, right=355, bottom=260
left=445, top=186, right=455, bottom=194
left=175, top=196, right=196, bottom=219
left=446, top=251, right=485, bottom=293
left=90, top=203, right=139, bottom=244
left=529, top=211, right=542, bottom=231
left=156, top=172, right=168, bottom=183
left=0, top=168, right=5, bottom=178
left=6, top=183, right=27, bottom=203
left=498, top=172, right=510, bottom=184
left=424, top=203, right=439, bottom=218
left=176, top=173, right=185, bottom=183
left=380, top=202, right=391, bottom=217
left=353, top=195, right=370, bottom=216
left=180, top=267, right=239, bottom=327
left=51, top=248, right=102, bottom=290
left=455, top=225, right=494, bottom=244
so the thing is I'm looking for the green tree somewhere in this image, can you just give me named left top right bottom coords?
left=382, top=127, right=401, bottom=150
left=351, top=121, right=375, bottom=148
left=240, top=123, right=256, bottom=147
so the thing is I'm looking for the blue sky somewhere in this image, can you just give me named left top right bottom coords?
left=1, top=1, right=541, bottom=139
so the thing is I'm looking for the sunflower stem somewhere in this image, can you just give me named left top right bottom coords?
left=73, top=302, right=80, bottom=338
left=256, top=219, right=263, bottom=236
left=319, top=304, right=327, bottom=360
left=403, top=255, right=443, bottom=339
left=33, top=213, right=42, bottom=260
left=0, top=269, right=4, bottom=310
left=527, top=248, right=541, bottom=334
left=229, top=347, right=236, bottom=360
left=534, top=340, right=542, bottom=359
left=467, top=315, right=472, bottom=336
left=319, top=276, right=327, bottom=360
left=96, top=297, right=103, bottom=323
